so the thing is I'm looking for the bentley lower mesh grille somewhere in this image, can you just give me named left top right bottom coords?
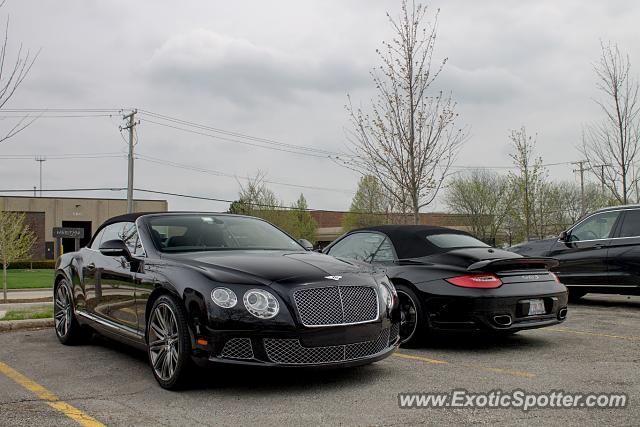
left=389, top=322, right=400, bottom=345
left=294, top=285, right=379, bottom=327
left=263, top=328, right=390, bottom=365
left=221, top=338, right=254, bottom=360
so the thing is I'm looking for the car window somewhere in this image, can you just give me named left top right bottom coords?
left=327, top=233, right=385, bottom=262
left=372, top=237, right=396, bottom=262
left=147, top=215, right=303, bottom=252
left=570, top=211, right=619, bottom=241
left=100, top=222, right=144, bottom=256
left=426, top=233, right=489, bottom=249
left=89, top=228, right=105, bottom=250
left=618, top=210, right=640, bottom=238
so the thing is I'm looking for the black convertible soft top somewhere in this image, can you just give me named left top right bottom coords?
left=353, top=225, right=473, bottom=259
left=98, top=212, right=158, bottom=229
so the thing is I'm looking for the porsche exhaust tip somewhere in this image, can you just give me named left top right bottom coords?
left=558, top=308, right=568, bottom=320
left=493, top=315, right=512, bottom=327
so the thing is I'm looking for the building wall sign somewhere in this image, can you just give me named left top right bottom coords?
left=52, top=227, right=85, bottom=239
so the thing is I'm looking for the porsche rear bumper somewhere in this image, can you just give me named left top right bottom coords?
left=424, top=291, right=568, bottom=332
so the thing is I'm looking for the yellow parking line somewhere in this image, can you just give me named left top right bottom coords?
left=547, top=327, right=640, bottom=342
left=394, top=352, right=536, bottom=379
left=0, top=361, right=105, bottom=427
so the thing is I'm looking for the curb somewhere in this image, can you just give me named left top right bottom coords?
left=0, top=318, right=53, bottom=332
left=7, top=288, right=53, bottom=293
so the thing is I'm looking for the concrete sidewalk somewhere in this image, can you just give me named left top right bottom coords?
left=1, top=288, right=52, bottom=303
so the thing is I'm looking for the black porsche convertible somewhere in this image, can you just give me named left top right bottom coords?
left=53, top=212, right=400, bottom=389
left=323, top=225, right=568, bottom=345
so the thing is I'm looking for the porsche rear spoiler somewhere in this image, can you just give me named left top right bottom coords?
left=467, top=257, right=559, bottom=272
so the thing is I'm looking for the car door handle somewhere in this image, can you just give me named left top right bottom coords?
left=594, top=243, right=606, bottom=249
left=86, top=263, right=96, bottom=272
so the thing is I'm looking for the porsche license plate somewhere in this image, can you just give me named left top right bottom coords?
left=527, top=299, right=546, bottom=315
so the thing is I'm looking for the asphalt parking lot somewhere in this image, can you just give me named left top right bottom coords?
left=0, top=295, right=638, bottom=426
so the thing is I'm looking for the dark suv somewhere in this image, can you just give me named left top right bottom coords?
left=509, top=205, right=640, bottom=300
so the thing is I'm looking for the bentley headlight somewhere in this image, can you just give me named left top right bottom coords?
left=377, top=276, right=396, bottom=309
left=243, top=289, right=279, bottom=319
left=211, top=287, right=237, bottom=308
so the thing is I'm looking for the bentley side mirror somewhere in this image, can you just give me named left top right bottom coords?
left=559, top=231, right=569, bottom=242
left=99, top=239, right=131, bottom=259
left=298, top=239, right=314, bottom=251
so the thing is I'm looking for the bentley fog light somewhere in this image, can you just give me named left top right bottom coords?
left=211, top=287, right=238, bottom=308
left=243, top=289, right=279, bottom=319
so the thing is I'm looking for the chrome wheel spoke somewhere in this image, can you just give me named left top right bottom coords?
left=149, top=303, right=180, bottom=381
left=55, top=285, right=70, bottom=338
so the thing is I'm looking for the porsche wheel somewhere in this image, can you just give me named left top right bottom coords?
left=147, top=294, right=193, bottom=390
left=396, top=285, right=425, bottom=347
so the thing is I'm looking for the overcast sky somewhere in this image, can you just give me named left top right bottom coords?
left=1, top=0, right=639, bottom=212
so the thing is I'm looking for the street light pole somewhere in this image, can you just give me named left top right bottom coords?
left=35, top=156, right=46, bottom=197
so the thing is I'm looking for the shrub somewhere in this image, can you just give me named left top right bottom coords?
left=7, top=260, right=56, bottom=270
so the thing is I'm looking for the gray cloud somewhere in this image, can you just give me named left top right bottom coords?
left=145, top=29, right=366, bottom=106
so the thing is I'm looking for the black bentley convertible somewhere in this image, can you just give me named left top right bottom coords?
left=323, top=225, right=568, bottom=345
left=53, top=212, right=400, bottom=389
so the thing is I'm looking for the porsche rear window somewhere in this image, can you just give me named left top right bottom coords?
left=426, top=233, right=489, bottom=249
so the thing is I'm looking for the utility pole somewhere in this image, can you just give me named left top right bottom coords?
left=35, top=156, right=46, bottom=197
left=121, top=110, right=139, bottom=213
left=572, top=160, right=589, bottom=216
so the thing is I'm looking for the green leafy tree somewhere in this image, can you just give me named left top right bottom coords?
left=342, top=175, right=391, bottom=231
left=0, top=211, right=36, bottom=302
left=287, top=194, right=318, bottom=243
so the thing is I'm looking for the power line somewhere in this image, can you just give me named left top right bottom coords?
left=135, top=153, right=354, bottom=195
left=0, top=114, right=117, bottom=118
left=0, top=152, right=124, bottom=160
left=140, top=118, right=341, bottom=160
left=1, top=108, right=124, bottom=112
left=0, top=187, right=364, bottom=214
left=138, top=109, right=357, bottom=159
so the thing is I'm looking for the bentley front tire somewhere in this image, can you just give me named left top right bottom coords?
left=147, top=294, right=193, bottom=390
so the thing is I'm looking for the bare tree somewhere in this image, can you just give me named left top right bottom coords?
left=0, top=210, right=36, bottom=302
left=581, top=41, right=640, bottom=204
left=229, top=171, right=294, bottom=232
left=444, top=170, right=514, bottom=244
left=346, top=0, right=466, bottom=224
left=508, top=127, right=546, bottom=241
left=0, top=1, right=39, bottom=143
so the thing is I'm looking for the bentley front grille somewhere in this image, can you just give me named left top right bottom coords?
left=263, top=328, right=391, bottom=365
left=293, top=285, right=379, bottom=327
left=389, top=322, right=400, bottom=345
left=220, top=338, right=254, bottom=360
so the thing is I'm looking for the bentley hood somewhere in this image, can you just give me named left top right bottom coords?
left=162, top=250, right=376, bottom=286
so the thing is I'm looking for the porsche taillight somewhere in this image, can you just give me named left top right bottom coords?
left=550, top=272, right=561, bottom=284
left=445, top=274, right=503, bottom=289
